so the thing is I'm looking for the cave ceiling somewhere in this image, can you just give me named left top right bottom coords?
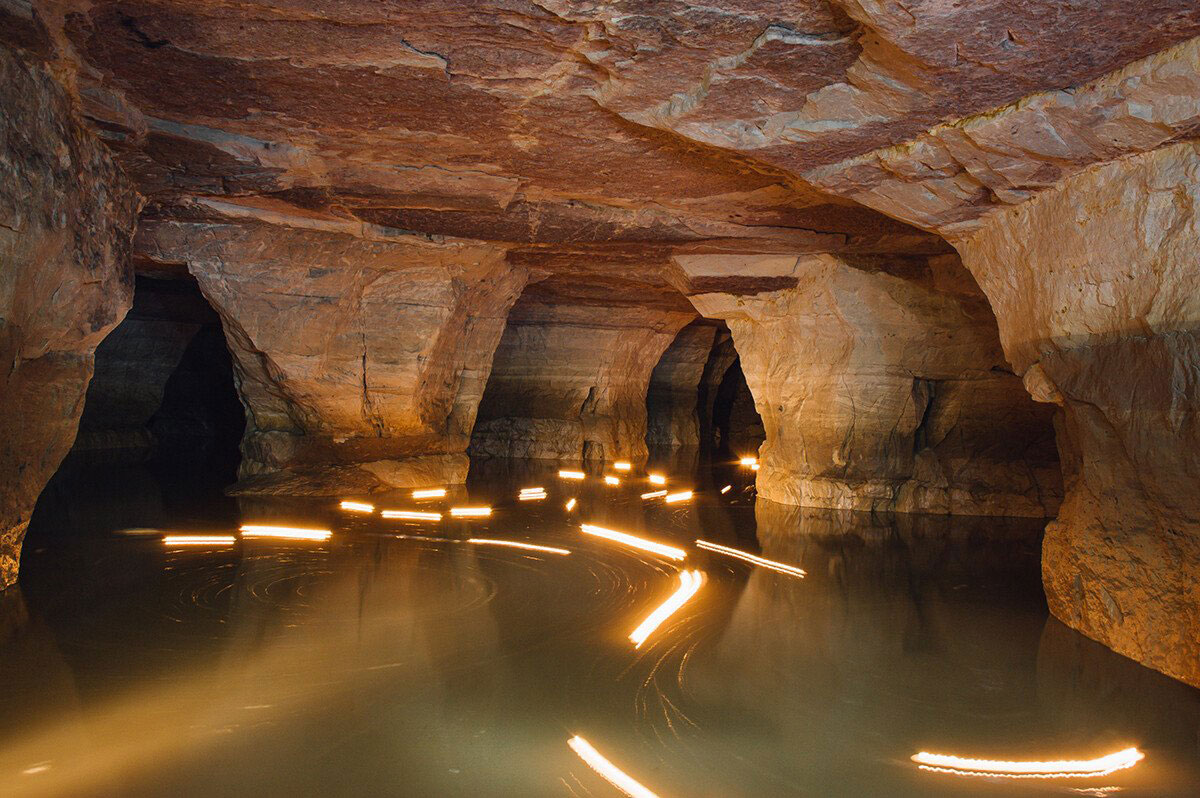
left=46, top=0, right=1200, bottom=299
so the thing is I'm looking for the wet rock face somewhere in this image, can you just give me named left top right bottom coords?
left=471, top=282, right=696, bottom=463
left=675, top=253, right=1062, bottom=517
left=956, top=140, right=1200, bottom=688
left=0, top=46, right=141, bottom=588
left=137, top=217, right=526, bottom=493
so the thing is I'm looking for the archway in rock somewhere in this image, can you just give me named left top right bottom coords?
left=709, top=358, right=766, bottom=460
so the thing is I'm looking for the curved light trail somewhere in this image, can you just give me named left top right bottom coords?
left=466, top=538, right=570, bottom=555
left=911, top=747, right=1145, bottom=779
left=567, top=736, right=660, bottom=798
left=629, top=569, right=704, bottom=649
left=580, top=524, right=686, bottom=561
left=695, top=540, right=806, bottom=578
left=565, top=497, right=577, bottom=511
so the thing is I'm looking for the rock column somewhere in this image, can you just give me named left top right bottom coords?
left=955, top=140, right=1200, bottom=687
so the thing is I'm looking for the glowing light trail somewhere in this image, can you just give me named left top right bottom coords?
left=466, top=538, right=571, bottom=555
left=412, top=488, right=446, bottom=499
left=382, top=509, right=442, bottom=521
left=565, top=498, right=577, bottom=511
left=338, top=500, right=375, bottom=513
left=613, top=461, right=632, bottom=471
left=911, top=748, right=1145, bottom=779
left=640, top=490, right=667, bottom=500
left=580, top=524, right=686, bottom=561
left=696, top=539, right=806, bottom=578
left=629, top=569, right=704, bottom=648
left=739, top=456, right=757, bottom=466
left=559, top=469, right=586, bottom=480
left=664, top=490, right=692, bottom=503
left=518, top=487, right=547, bottom=501
left=568, top=736, right=660, bottom=798
left=604, top=475, right=621, bottom=486
left=240, top=525, right=332, bottom=541
left=162, top=535, right=236, bottom=547
left=449, top=506, right=492, bottom=518
left=751, top=463, right=760, bottom=471
left=720, top=485, right=732, bottom=494
left=647, top=473, right=666, bottom=485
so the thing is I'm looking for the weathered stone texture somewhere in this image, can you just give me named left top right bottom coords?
left=956, top=139, right=1200, bottom=687
left=471, top=291, right=695, bottom=463
left=675, top=253, right=1061, bottom=516
left=0, top=46, right=140, bottom=588
left=645, top=320, right=719, bottom=450
left=137, top=216, right=525, bottom=493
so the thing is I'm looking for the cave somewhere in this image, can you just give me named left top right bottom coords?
left=3, top=2, right=1200, bottom=794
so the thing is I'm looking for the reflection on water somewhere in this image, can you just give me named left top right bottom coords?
left=2, top=456, right=1198, bottom=796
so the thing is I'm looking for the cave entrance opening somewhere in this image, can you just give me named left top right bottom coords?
left=24, top=275, right=245, bottom=553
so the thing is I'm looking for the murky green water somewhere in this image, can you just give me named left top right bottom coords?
left=2, top=456, right=1197, bottom=797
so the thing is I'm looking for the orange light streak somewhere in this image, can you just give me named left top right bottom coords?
left=629, top=569, right=704, bottom=648
left=604, top=475, right=621, bottom=486
left=911, top=748, right=1145, bottom=779
left=640, top=490, right=667, bottom=500
left=720, top=485, right=732, bottom=494
left=162, top=535, right=236, bottom=547
left=613, top=461, right=632, bottom=471
left=664, top=490, right=693, bottom=503
left=558, top=469, right=586, bottom=480
left=411, top=488, right=447, bottom=499
left=382, top=509, right=442, bottom=521
left=647, top=473, right=666, bottom=485
left=518, top=487, right=547, bottom=501
left=738, top=456, right=757, bottom=466
left=338, top=500, right=375, bottom=513
left=466, top=538, right=571, bottom=555
left=239, top=525, right=331, bottom=541
left=580, top=524, right=686, bottom=561
left=568, top=736, right=660, bottom=798
left=751, top=462, right=760, bottom=471
left=449, top=506, right=492, bottom=518
left=696, top=539, right=806, bottom=578
left=565, top=498, right=577, bottom=511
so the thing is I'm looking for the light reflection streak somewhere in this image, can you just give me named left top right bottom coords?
left=558, top=470, right=586, bottom=480
left=911, top=748, right=1145, bottom=779
left=337, top=500, right=374, bottom=513
left=580, top=524, right=686, bottom=561
left=568, top=736, right=660, bottom=798
left=629, top=570, right=704, bottom=648
left=640, top=490, right=667, bottom=500
left=738, top=456, right=757, bottom=466
left=720, top=485, right=732, bottom=494
left=466, top=539, right=570, bottom=555
left=239, top=525, right=332, bottom=541
left=751, top=463, right=760, bottom=471
left=613, top=461, right=632, bottom=471
left=695, top=540, right=806, bottom=578
left=647, top=473, right=666, bottom=485
left=381, top=510, right=442, bottom=522
left=604, top=475, right=621, bottom=486
left=449, top=506, right=492, bottom=518
left=518, top=487, right=548, bottom=501
left=161, top=535, right=236, bottom=547
left=411, top=488, right=446, bottom=499
left=565, top=498, right=577, bottom=511
left=663, top=490, right=692, bottom=503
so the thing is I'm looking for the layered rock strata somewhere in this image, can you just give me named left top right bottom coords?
left=471, top=285, right=695, bottom=463
left=0, top=46, right=140, bottom=588
left=137, top=214, right=525, bottom=493
left=672, top=253, right=1061, bottom=517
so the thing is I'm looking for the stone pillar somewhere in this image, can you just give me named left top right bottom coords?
left=955, top=140, right=1200, bottom=687
left=137, top=218, right=525, bottom=494
left=470, top=296, right=695, bottom=463
left=671, top=253, right=1061, bottom=516
left=0, top=47, right=140, bottom=588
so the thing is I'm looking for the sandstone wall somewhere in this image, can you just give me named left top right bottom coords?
left=956, top=139, right=1200, bottom=687
left=137, top=218, right=525, bottom=494
left=674, top=253, right=1061, bottom=516
left=0, top=47, right=140, bottom=587
left=645, top=320, right=718, bottom=450
left=470, top=296, right=695, bottom=463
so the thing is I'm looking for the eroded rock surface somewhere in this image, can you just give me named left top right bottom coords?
left=0, top=45, right=140, bottom=587
left=955, top=140, right=1200, bottom=687
left=674, top=253, right=1062, bottom=516
left=471, top=279, right=695, bottom=463
left=645, top=320, right=719, bottom=450
left=138, top=213, right=525, bottom=493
